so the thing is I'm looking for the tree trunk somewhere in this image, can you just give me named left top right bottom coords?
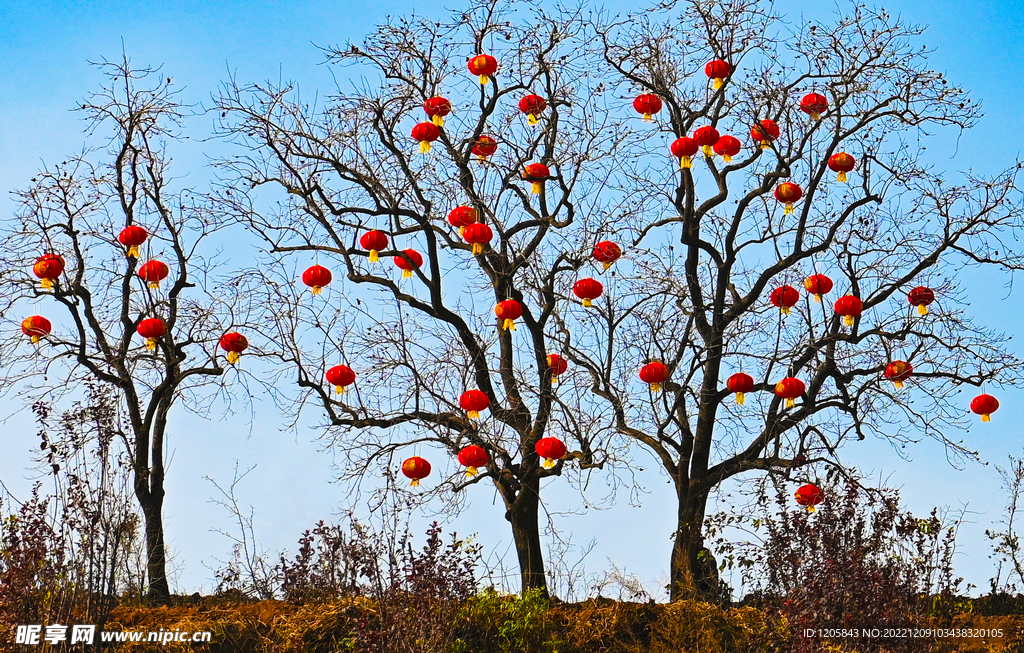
left=506, top=484, right=548, bottom=597
left=669, top=487, right=717, bottom=602
left=138, top=491, right=170, bottom=603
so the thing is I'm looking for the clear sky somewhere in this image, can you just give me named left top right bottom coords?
left=1, top=0, right=1022, bottom=599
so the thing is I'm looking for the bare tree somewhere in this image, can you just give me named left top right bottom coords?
left=584, top=0, right=1024, bottom=599
left=0, top=59, right=255, bottom=602
left=213, top=0, right=1024, bottom=600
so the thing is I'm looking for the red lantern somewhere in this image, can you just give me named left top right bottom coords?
left=22, top=315, right=51, bottom=344
left=325, top=364, right=356, bottom=394
left=639, top=361, right=669, bottom=392
left=524, top=163, right=550, bottom=195
left=33, top=254, right=65, bottom=290
left=670, top=137, right=699, bottom=169
left=834, top=295, right=863, bottom=327
left=828, top=152, right=856, bottom=182
left=402, top=456, right=432, bottom=487
left=775, top=377, right=805, bottom=409
left=727, top=372, right=754, bottom=405
left=971, top=393, right=999, bottom=422
left=633, top=94, right=662, bottom=122
left=547, top=353, right=568, bottom=385
left=704, top=59, right=731, bottom=89
left=423, top=96, right=451, bottom=126
left=573, top=278, right=603, bottom=307
left=448, top=206, right=478, bottom=236
left=884, top=361, right=913, bottom=390
left=774, top=182, right=803, bottom=215
left=393, top=249, right=423, bottom=278
left=803, top=274, right=833, bottom=302
left=463, top=222, right=493, bottom=255
left=713, top=135, right=741, bottom=163
left=535, top=437, right=567, bottom=469
left=468, top=54, right=498, bottom=85
left=118, top=225, right=148, bottom=258
left=360, top=230, right=389, bottom=263
left=519, top=95, right=547, bottom=125
left=219, top=332, right=248, bottom=365
left=770, top=285, right=800, bottom=316
left=908, top=286, right=934, bottom=316
left=138, top=260, right=170, bottom=289
left=459, top=389, right=490, bottom=420
left=593, top=241, right=622, bottom=270
left=458, top=445, right=489, bottom=477
left=411, top=122, right=441, bottom=154
left=495, top=299, right=523, bottom=331
left=795, top=483, right=824, bottom=512
left=751, top=120, right=780, bottom=149
left=472, top=135, right=497, bottom=162
left=800, top=93, right=828, bottom=120
left=302, top=264, right=332, bottom=294
left=693, top=125, right=720, bottom=158
left=136, top=317, right=166, bottom=351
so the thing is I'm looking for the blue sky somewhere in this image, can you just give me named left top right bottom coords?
left=1, top=0, right=1023, bottom=598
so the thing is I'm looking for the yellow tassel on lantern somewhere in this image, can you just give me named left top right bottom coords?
left=149, top=281, right=160, bottom=289
left=402, top=269, right=414, bottom=279
left=228, top=351, right=240, bottom=364
left=702, top=145, right=713, bottom=158
left=722, top=154, right=733, bottom=163
left=552, top=375, right=559, bottom=385
left=410, top=478, right=421, bottom=487
left=918, top=305, right=928, bottom=316
left=813, top=294, right=823, bottom=303
left=543, top=458, right=556, bottom=469
left=41, top=279, right=53, bottom=290
left=472, top=243, right=483, bottom=255
left=760, top=141, right=771, bottom=150
left=369, top=249, right=380, bottom=262
left=528, top=114, right=539, bottom=125
left=602, top=262, right=612, bottom=271
left=650, top=382, right=661, bottom=392
left=127, top=245, right=140, bottom=258
left=982, top=414, right=991, bottom=422
left=837, top=171, right=848, bottom=182
left=146, top=338, right=157, bottom=351
left=680, top=156, right=692, bottom=169
left=582, top=298, right=592, bottom=307
left=781, top=307, right=791, bottom=316
left=809, top=111, right=821, bottom=120
left=432, top=115, right=444, bottom=127
left=334, top=386, right=346, bottom=395
left=844, top=315, right=855, bottom=327
left=784, top=203, right=795, bottom=215
left=642, top=113, right=652, bottom=122
left=714, top=78, right=724, bottom=90
left=467, top=410, right=480, bottom=419
left=786, top=398, right=795, bottom=409
left=531, top=182, right=542, bottom=194
left=31, top=335, right=41, bottom=344
left=420, top=141, right=431, bottom=154
left=479, top=75, right=489, bottom=85
left=807, top=505, right=816, bottom=513
left=894, top=381, right=905, bottom=390
left=736, top=393, right=745, bottom=405
left=465, top=466, right=479, bottom=477
left=503, top=319, right=516, bottom=331
left=311, top=286, right=323, bottom=295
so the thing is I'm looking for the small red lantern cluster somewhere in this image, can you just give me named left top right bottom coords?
left=834, top=295, right=862, bottom=327
left=670, top=137, right=699, bottom=169
left=804, top=274, right=833, bottom=302
left=411, top=122, right=441, bottom=154
left=829, top=152, right=856, bottom=182
left=800, top=93, right=828, bottom=120
left=22, top=316, right=51, bottom=344
left=727, top=372, right=754, bottom=405
left=693, top=125, right=719, bottom=158
left=885, top=361, right=912, bottom=389
left=770, top=285, right=799, bottom=316
left=402, top=456, right=431, bottom=486
left=751, top=120, right=779, bottom=150
left=705, top=60, right=731, bottom=89
left=448, top=206, right=478, bottom=236
left=519, top=95, right=546, bottom=125
left=394, top=249, right=423, bottom=278
left=775, top=377, right=805, bottom=409
left=360, top=230, right=389, bottom=263
left=119, top=226, right=148, bottom=258
left=468, top=54, right=497, bottom=85
left=775, top=182, right=803, bottom=215
left=593, top=241, right=622, bottom=270
left=536, top=437, right=567, bottom=468
left=633, top=94, right=662, bottom=122
left=908, top=286, right=934, bottom=316
left=423, top=96, right=451, bottom=126
left=971, top=394, right=999, bottom=422
left=713, top=135, right=741, bottom=163
left=574, top=278, right=603, bottom=307
left=464, top=223, right=493, bottom=255
left=139, top=260, right=170, bottom=289
left=547, top=354, right=568, bottom=384
left=472, top=135, right=497, bottom=161
left=795, top=483, right=824, bottom=512
left=458, top=445, right=489, bottom=477
left=524, top=163, right=550, bottom=195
